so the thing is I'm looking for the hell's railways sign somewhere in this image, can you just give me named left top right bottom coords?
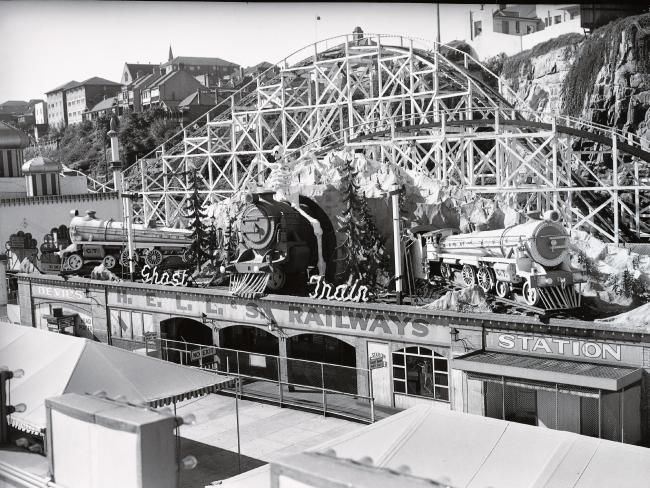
left=108, top=289, right=448, bottom=343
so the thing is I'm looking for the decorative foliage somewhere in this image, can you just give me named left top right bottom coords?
left=185, top=171, right=211, bottom=272
left=606, top=270, right=649, bottom=300
left=334, top=155, right=390, bottom=291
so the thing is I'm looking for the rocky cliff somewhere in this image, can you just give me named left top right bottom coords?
left=492, top=13, right=650, bottom=145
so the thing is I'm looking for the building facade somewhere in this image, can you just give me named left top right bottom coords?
left=64, top=77, right=121, bottom=126
left=468, top=4, right=583, bottom=59
left=15, top=275, right=650, bottom=446
left=45, top=81, right=78, bottom=129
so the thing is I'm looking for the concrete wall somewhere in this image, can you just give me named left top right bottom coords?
left=470, top=16, right=582, bottom=59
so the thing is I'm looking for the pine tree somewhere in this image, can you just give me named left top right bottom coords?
left=335, top=155, right=390, bottom=291
left=186, top=170, right=210, bottom=272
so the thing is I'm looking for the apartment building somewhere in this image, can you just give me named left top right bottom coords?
left=64, top=77, right=121, bottom=125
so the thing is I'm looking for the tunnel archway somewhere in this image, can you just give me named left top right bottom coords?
left=287, top=333, right=357, bottom=394
left=219, top=324, right=280, bottom=379
left=160, top=317, right=213, bottom=365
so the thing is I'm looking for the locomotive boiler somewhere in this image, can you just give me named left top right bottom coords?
left=226, top=191, right=335, bottom=294
left=410, top=211, right=585, bottom=310
left=60, top=210, right=192, bottom=272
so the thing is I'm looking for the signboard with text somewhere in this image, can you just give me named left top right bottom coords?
left=32, top=285, right=91, bottom=303
left=107, top=289, right=450, bottom=345
left=486, top=332, right=644, bottom=366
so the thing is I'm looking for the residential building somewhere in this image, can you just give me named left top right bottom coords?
left=177, top=89, right=218, bottom=125
left=83, top=96, right=120, bottom=122
left=34, top=101, right=47, bottom=126
left=161, top=45, right=239, bottom=79
left=120, top=62, right=157, bottom=86
left=0, top=100, right=30, bottom=123
left=468, top=4, right=647, bottom=60
left=45, top=81, right=78, bottom=129
left=140, top=69, right=206, bottom=113
left=64, top=77, right=121, bottom=125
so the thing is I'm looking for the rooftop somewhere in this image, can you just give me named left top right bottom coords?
left=165, top=55, right=239, bottom=68
left=45, top=80, right=79, bottom=94
left=87, top=96, right=118, bottom=113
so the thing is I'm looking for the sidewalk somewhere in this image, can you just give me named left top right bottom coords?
left=175, top=393, right=364, bottom=487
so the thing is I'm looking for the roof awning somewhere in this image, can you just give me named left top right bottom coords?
left=0, top=324, right=234, bottom=436
left=453, top=351, right=642, bottom=391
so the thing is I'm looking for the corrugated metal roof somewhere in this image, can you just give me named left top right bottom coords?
left=453, top=350, right=642, bottom=390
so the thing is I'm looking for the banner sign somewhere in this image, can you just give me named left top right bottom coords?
left=107, top=289, right=449, bottom=344
left=486, top=332, right=644, bottom=366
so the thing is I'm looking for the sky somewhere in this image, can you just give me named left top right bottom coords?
left=0, top=1, right=475, bottom=102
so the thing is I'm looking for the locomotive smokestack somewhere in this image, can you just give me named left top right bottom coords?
left=543, top=210, right=561, bottom=222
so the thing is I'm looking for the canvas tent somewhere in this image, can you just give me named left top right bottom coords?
left=225, top=404, right=650, bottom=488
left=0, top=324, right=232, bottom=435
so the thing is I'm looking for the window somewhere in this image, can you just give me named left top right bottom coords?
left=392, top=347, right=449, bottom=401
left=502, top=20, right=510, bottom=34
left=516, top=21, right=520, bottom=34
left=474, top=20, right=482, bottom=37
left=544, top=17, right=549, bottom=26
left=554, top=15, right=561, bottom=24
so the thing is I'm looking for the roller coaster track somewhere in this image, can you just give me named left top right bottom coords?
left=120, top=33, right=650, bottom=243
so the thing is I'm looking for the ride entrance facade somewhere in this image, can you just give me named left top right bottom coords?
left=16, top=273, right=650, bottom=444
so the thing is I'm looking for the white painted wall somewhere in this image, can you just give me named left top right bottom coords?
left=0, top=194, right=122, bottom=256
left=469, top=16, right=582, bottom=59
left=60, top=176, right=90, bottom=195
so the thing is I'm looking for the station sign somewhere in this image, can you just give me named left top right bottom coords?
left=107, top=289, right=451, bottom=345
left=486, top=332, right=644, bottom=366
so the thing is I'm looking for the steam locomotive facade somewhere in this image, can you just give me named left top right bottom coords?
left=227, top=192, right=332, bottom=293
left=410, top=212, right=585, bottom=309
left=61, top=210, right=192, bottom=271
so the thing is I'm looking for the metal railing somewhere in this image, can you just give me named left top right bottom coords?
left=111, top=336, right=377, bottom=423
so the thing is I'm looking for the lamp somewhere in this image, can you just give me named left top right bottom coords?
left=450, top=328, right=460, bottom=342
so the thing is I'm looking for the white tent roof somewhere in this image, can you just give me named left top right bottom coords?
left=225, top=405, right=650, bottom=488
left=310, top=405, right=650, bottom=488
left=0, top=324, right=232, bottom=435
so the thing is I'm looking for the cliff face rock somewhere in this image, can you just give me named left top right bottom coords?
left=494, top=14, right=650, bottom=146
left=498, top=35, right=582, bottom=114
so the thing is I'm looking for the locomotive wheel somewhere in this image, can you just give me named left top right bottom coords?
left=120, top=249, right=139, bottom=267
left=440, top=263, right=452, bottom=281
left=145, top=249, right=163, bottom=267
left=102, top=255, right=117, bottom=270
left=266, top=267, right=287, bottom=291
left=461, top=264, right=476, bottom=286
left=64, top=254, right=83, bottom=272
left=495, top=281, right=510, bottom=298
left=476, top=267, right=495, bottom=293
left=522, top=281, right=540, bottom=306
left=181, top=248, right=192, bottom=263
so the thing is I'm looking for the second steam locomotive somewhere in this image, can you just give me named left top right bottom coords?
left=409, top=211, right=585, bottom=310
left=60, top=210, right=192, bottom=271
